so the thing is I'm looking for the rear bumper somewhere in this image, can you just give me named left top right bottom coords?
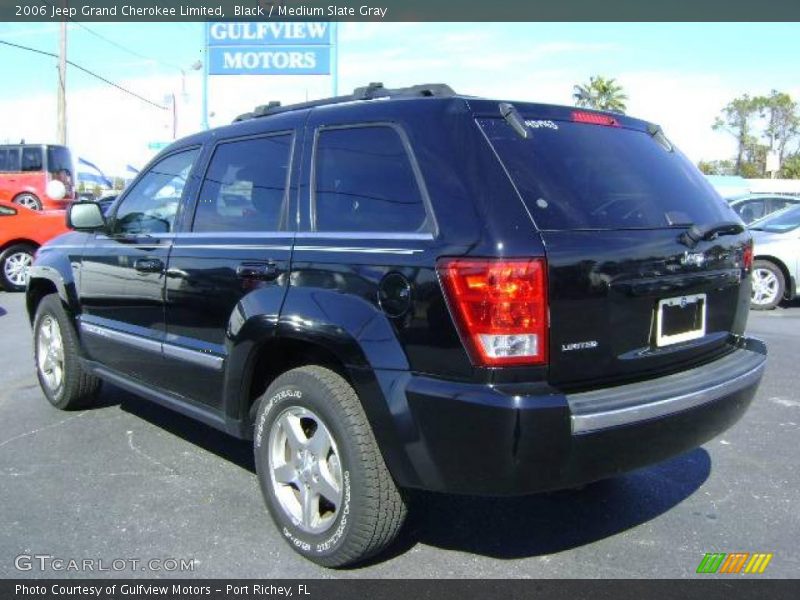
left=388, top=337, right=766, bottom=495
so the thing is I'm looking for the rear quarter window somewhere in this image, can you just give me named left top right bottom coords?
left=312, top=125, right=430, bottom=233
left=478, top=118, right=731, bottom=230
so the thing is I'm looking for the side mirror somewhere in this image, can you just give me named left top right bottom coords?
left=67, top=202, right=106, bottom=232
left=46, top=180, right=67, bottom=201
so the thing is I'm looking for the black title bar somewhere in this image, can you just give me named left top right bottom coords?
left=1, top=0, right=800, bottom=22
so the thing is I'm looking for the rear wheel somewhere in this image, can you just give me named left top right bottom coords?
left=751, top=260, right=784, bottom=310
left=12, top=193, right=42, bottom=210
left=0, top=243, right=36, bottom=292
left=253, top=366, right=406, bottom=567
left=34, top=294, right=101, bottom=409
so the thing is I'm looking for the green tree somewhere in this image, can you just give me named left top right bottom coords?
left=572, top=76, right=628, bottom=114
left=781, top=154, right=800, bottom=179
left=712, top=94, right=760, bottom=175
left=754, top=90, right=799, bottom=166
left=697, top=159, right=735, bottom=176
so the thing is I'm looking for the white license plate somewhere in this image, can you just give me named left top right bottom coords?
left=655, top=293, right=707, bottom=347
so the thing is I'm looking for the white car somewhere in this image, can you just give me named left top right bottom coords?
left=749, top=204, right=800, bottom=309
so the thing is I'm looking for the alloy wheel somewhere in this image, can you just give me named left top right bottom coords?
left=751, top=267, right=779, bottom=306
left=3, top=251, right=33, bottom=288
left=37, top=315, right=65, bottom=393
left=268, top=406, right=344, bottom=534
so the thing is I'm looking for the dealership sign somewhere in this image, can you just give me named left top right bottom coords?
left=206, top=22, right=333, bottom=75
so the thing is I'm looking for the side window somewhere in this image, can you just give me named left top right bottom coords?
left=0, top=148, right=19, bottom=172
left=113, top=149, right=199, bottom=235
left=21, top=147, right=43, bottom=172
left=313, top=126, right=429, bottom=233
left=737, top=200, right=765, bottom=223
left=193, top=134, right=292, bottom=232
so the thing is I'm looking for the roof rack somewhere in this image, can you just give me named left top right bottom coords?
left=233, top=82, right=456, bottom=123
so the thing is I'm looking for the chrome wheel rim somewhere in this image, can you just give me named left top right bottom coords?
left=751, top=268, right=779, bottom=306
left=4, top=251, right=33, bottom=287
left=37, top=315, right=65, bottom=392
left=14, top=194, right=40, bottom=210
left=268, top=406, right=343, bottom=534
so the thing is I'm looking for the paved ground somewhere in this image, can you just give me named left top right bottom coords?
left=0, top=291, right=797, bottom=579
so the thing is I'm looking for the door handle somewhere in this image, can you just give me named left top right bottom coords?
left=236, top=262, right=281, bottom=281
left=134, top=258, right=164, bottom=273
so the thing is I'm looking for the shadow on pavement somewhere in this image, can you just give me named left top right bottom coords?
left=395, top=448, right=711, bottom=561
left=98, top=383, right=255, bottom=474
left=95, top=381, right=711, bottom=564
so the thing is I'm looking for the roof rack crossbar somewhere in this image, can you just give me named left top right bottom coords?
left=233, top=82, right=456, bottom=123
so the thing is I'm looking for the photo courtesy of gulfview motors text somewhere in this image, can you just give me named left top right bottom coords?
left=0, top=0, right=799, bottom=593
left=15, top=583, right=307, bottom=596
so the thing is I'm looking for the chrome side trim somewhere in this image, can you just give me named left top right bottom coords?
left=171, top=244, right=291, bottom=251
left=80, top=322, right=162, bottom=354
left=80, top=322, right=224, bottom=371
left=295, top=232, right=434, bottom=241
left=294, top=245, right=423, bottom=255
left=162, top=343, right=224, bottom=371
left=570, top=360, right=765, bottom=434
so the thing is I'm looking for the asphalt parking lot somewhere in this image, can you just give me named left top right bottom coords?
left=0, top=291, right=798, bottom=579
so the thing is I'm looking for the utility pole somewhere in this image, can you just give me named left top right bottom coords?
left=57, top=11, right=67, bottom=145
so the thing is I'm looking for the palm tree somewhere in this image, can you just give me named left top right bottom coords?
left=572, top=76, right=628, bottom=114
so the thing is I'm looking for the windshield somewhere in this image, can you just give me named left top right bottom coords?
left=479, top=118, right=733, bottom=230
left=750, top=204, right=800, bottom=233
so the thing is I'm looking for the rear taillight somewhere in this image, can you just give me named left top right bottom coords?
left=437, top=258, right=548, bottom=367
left=743, top=240, right=754, bottom=272
left=571, top=110, right=620, bottom=127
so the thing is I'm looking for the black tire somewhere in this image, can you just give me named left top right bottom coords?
left=750, top=260, right=785, bottom=311
left=0, top=243, right=36, bottom=292
left=33, top=294, right=101, bottom=410
left=253, top=366, right=406, bottom=567
left=12, top=192, right=42, bottom=211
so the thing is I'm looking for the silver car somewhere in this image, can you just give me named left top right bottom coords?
left=749, top=204, right=800, bottom=309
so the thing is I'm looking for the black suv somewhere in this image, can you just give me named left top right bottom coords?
left=27, top=83, right=766, bottom=567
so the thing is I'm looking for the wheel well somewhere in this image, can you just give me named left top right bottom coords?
left=12, top=191, right=40, bottom=200
left=755, top=255, right=792, bottom=298
left=244, top=338, right=353, bottom=424
left=26, top=278, right=58, bottom=324
left=1, top=238, right=38, bottom=253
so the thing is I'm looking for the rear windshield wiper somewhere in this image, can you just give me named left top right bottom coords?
left=679, top=221, right=744, bottom=248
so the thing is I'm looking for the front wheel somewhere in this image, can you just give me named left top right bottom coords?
left=0, top=243, right=36, bottom=292
left=253, top=366, right=407, bottom=567
left=33, top=294, right=101, bottom=409
left=751, top=260, right=785, bottom=310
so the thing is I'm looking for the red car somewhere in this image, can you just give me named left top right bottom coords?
left=0, top=201, right=69, bottom=291
left=0, top=144, right=76, bottom=210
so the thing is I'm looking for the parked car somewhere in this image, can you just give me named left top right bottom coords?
left=26, top=83, right=766, bottom=567
left=0, top=143, right=76, bottom=210
left=728, top=193, right=800, bottom=224
left=748, top=204, right=800, bottom=309
left=0, top=200, right=69, bottom=291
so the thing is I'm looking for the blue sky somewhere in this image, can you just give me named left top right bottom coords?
left=1, top=22, right=798, bottom=174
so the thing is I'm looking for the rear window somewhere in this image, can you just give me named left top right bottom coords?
left=479, top=118, right=730, bottom=230
left=47, top=146, right=74, bottom=178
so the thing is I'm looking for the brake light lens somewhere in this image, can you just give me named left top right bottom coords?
left=437, top=258, right=548, bottom=366
left=572, top=111, right=620, bottom=127
left=743, top=240, right=754, bottom=272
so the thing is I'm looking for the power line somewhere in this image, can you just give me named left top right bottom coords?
left=0, top=38, right=168, bottom=110
left=39, top=1, right=187, bottom=74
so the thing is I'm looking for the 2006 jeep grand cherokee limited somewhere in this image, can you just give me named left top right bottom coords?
left=26, top=83, right=766, bottom=567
